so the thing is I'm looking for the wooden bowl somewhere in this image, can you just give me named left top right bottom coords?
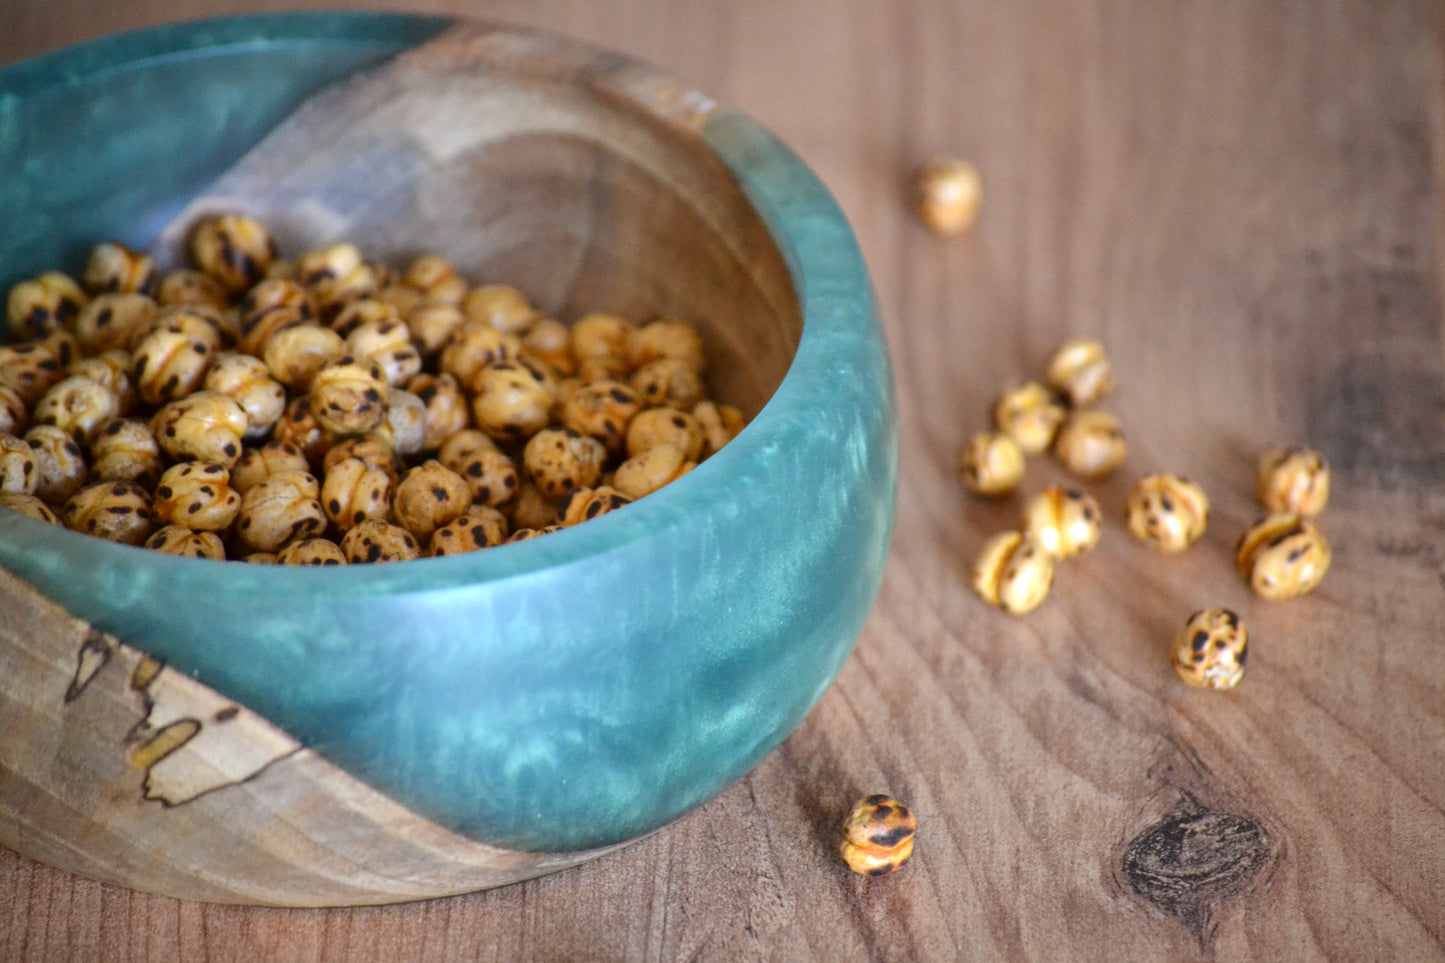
left=0, top=14, right=896, bottom=905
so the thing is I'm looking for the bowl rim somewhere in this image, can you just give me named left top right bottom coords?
left=0, top=12, right=883, bottom=602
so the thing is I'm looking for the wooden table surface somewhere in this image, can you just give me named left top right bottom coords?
left=4, top=2, right=1444, bottom=960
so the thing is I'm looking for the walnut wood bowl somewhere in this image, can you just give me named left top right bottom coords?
left=0, top=13, right=895, bottom=905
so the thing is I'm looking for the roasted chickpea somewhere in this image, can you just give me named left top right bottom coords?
left=519, top=316, right=574, bottom=376
left=439, top=322, right=521, bottom=390
left=994, top=381, right=1066, bottom=456
left=322, top=436, right=399, bottom=482
left=612, top=442, right=692, bottom=500
left=630, top=357, right=704, bottom=410
left=439, top=429, right=518, bottom=507
left=402, top=254, right=468, bottom=305
left=507, top=480, right=560, bottom=531
left=626, top=317, right=706, bottom=375
left=236, top=469, right=326, bottom=553
left=559, top=379, right=642, bottom=451
left=296, top=242, right=378, bottom=315
left=32, top=375, right=120, bottom=443
left=0, top=434, right=37, bottom=494
left=523, top=427, right=607, bottom=501
left=67, top=350, right=136, bottom=413
left=429, top=507, right=510, bottom=556
left=153, top=461, right=242, bottom=532
left=461, top=284, right=538, bottom=333
left=380, top=388, right=428, bottom=458
left=189, top=214, right=276, bottom=293
left=329, top=297, right=402, bottom=338
left=237, top=303, right=308, bottom=357
left=1022, top=485, right=1102, bottom=558
left=406, top=299, right=467, bottom=357
left=0, top=491, right=61, bottom=524
left=145, top=525, right=226, bottom=559
left=277, top=538, right=347, bottom=566
left=693, top=400, right=746, bottom=457
left=340, top=518, right=421, bottom=564
left=914, top=157, right=983, bottom=235
left=156, top=269, right=230, bottom=311
left=0, top=384, right=25, bottom=437
left=270, top=395, right=332, bottom=467
left=392, top=460, right=471, bottom=544
left=204, top=352, right=287, bottom=440
left=82, top=241, right=158, bottom=297
left=1125, top=474, right=1209, bottom=553
left=408, top=373, right=471, bottom=452
left=1053, top=409, right=1127, bottom=478
left=972, top=531, right=1054, bottom=615
left=839, top=793, right=917, bottom=876
left=0, top=336, right=72, bottom=406
left=306, top=355, right=389, bottom=436
left=1256, top=447, right=1330, bottom=516
left=558, top=484, right=632, bottom=527
left=73, top=293, right=156, bottom=356
left=239, top=278, right=313, bottom=329
left=231, top=441, right=311, bottom=494
left=89, top=418, right=163, bottom=488
left=62, top=480, right=155, bottom=545
left=24, top=424, right=88, bottom=504
left=1171, top=608, right=1247, bottom=691
left=6, top=272, right=87, bottom=339
left=321, top=456, right=394, bottom=532
left=568, top=313, right=633, bottom=368
left=345, top=317, right=421, bottom=386
left=625, top=406, right=704, bottom=461
left=1045, top=337, right=1116, bottom=408
left=471, top=360, right=557, bottom=444
left=1236, top=513, right=1331, bottom=600
left=132, top=319, right=219, bottom=406
left=958, top=431, right=1026, bottom=498
left=263, top=323, right=346, bottom=391
left=152, top=390, right=248, bottom=466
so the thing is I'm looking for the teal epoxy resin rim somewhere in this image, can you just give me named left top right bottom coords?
left=0, top=14, right=897, bottom=853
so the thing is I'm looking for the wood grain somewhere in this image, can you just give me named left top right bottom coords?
left=4, top=0, right=1445, bottom=959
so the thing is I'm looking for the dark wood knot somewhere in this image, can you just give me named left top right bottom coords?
left=1123, top=810, right=1269, bottom=922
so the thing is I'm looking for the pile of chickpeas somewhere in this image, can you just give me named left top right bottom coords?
left=0, top=214, right=745, bottom=564
left=956, top=337, right=1333, bottom=692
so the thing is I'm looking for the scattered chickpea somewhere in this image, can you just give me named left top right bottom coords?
left=971, top=531, right=1055, bottom=615
left=839, top=793, right=917, bottom=876
left=1044, top=337, right=1115, bottom=408
left=1053, top=409, right=1127, bottom=478
left=958, top=430, right=1026, bottom=498
left=913, top=157, right=983, bottom=236
left=1022, top=485, right=1102, bottom=559
left=1236, top=513, right=1331, bottom=600
left=1171, top=608, right=1247, bottom=691
left=1125, top=474, right=1209, bottom=553
left=1256, top=446, right=1330, bottom=516
left=993, top=381, right=1066, bottom=456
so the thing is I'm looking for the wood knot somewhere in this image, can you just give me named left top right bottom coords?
left=1123, top=810, right=1269, bottom=925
